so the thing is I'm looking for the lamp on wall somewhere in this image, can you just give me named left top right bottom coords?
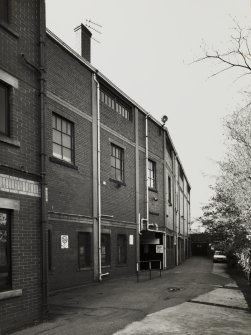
left=161, top=115, right=168, bottom=127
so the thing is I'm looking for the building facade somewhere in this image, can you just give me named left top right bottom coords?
left=0, top=1, right=47, bottom=333
left=45, top=26, right=191, bottom=290
left=0, top=4, right=191, bottom=333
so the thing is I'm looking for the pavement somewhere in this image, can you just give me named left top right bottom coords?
left=12, top=257, right=251, bottom=335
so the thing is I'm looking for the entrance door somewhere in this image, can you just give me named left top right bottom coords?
left=0, top=209, right=11, bottom=290
left=140, top=231, right=163, bottom=269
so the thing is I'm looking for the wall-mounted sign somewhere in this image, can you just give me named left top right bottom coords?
left=0, top=213, right=7, bottom=226
left=156, top=245, right=163, bottom=254
left=129, top=235, right=134, bottom=245
left=61, top=235, right=69, bottom=249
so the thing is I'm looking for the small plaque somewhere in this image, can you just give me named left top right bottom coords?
left=156, top=245, right=163, bottom=253
left=61, top=235, right=69, bottom=249
left=0, top=213, right=7, bottom=226
left=129, top=235, right=134, bottom=245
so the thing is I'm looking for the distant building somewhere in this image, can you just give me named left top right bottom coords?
left=0, top=3, right=191, bottom=333
left=190, top=221, right=206, bottom=234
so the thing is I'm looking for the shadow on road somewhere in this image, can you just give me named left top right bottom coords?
left=227, top=266, right=251, bottom=310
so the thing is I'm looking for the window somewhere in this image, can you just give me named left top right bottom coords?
left=170, top=236, right=174, bottom=248
left=101, top=234, right=110, bottom=266
left=0, top=210, right=11, bottom=291
left=100, top=89, right=132, bottom=121
left=168, top=176, right=172, bottom=205
left=0, top=0, right=8, bottom=23
left=78, top=232, right=91, bottom=269
left=148, top=160, right=156, bottom=189
left=52, top=114, right=74, bottom=163
left=111, top=144, right=124, bottom=182
left=117, top=234, right=127, bottom=265
left=0, top=82, right=9, bottom=136
left=187, top=185, right=190, bottom=201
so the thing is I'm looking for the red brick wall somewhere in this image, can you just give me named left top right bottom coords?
left=0, top=193, right=42, bottom=333
left=100, top=130, right=136, bottom=223
left=0, top=0, right=43, bottom=333
left=47, top=37, right=92, bottom=116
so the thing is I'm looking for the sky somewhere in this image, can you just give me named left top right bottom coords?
left=46, top=0, right=251, bottom=220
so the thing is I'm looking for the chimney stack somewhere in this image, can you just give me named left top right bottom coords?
left=74, top=24, right=92, bottom=62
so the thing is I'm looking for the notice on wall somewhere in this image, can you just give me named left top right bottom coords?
left=0, top=213, right=7, bottom=226
left=156, top=245, right=164, bottom=254
left=61, top=235, right=69, bottom=249
left=129, top=235, right=134, bottom=245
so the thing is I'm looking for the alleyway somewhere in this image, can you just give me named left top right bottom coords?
left=13, top=257, right=251, bottom=335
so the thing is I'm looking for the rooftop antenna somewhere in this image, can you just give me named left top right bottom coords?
left=85, top=19, right=102, bottom=44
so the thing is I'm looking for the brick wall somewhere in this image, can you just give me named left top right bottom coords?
left=47, top=37, right=92, bottom=116
left=100, top=130, right=136, bottom=223
left=0, top=1, right=43, bottom=333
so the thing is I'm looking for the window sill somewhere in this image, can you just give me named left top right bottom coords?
left=0, top=21, right=19, bottom=38
left=0, top=134, right=20, bottom=147
left=109, top=178, right=126, bottom=187
left=49, top=156, right=78, bottom=170
left=0, top=289, right=22, bottom=301
left=148, top=187, right=158, bottom=193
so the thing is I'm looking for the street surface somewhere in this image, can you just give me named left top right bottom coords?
left=13, top=257, right=251, bottom=335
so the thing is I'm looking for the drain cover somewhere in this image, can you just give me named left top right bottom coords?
left=167, top=287, right=182, bottom=292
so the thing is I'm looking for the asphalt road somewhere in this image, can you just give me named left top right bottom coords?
left=13, top=257, right=251, bottom=335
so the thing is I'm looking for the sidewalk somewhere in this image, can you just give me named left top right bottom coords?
left=114, top=264, right=251, bottom=334
left=12, top=257, right=251, bottom=335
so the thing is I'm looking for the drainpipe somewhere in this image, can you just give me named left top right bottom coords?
left=93, top=73, right=102, bottom=282
left=172, top=152, right=179, bottom=266
left=145, top=114, right=149, bottom=225
left=39, top=0, right=48, bottom=317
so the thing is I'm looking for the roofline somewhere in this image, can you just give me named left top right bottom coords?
left=46, top=28, right=191, bottom=188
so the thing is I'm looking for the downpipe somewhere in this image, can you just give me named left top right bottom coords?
left=39, top=0, right=48, bottom=317
left=93, top=73, right=109, bottom=282
left=145, top=114, right=149, bottom=225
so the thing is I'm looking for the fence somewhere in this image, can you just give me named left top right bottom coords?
left=136, top=260, right=162, bottom=282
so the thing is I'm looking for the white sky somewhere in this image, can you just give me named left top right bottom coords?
left=46, top=0, right=251, bottom=220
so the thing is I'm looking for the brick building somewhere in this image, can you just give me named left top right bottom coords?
left=0, top=3, right=191, bottom=333
left=45, top=25, right=191, bottom=290
left=0, top=0, right=47, bottom=333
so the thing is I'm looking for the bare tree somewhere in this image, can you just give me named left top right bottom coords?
left=195, top=23, right=251, bottom=79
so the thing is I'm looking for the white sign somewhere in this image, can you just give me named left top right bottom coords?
left=156, top=245, right=164, bottom=254
left=61, top=235, right=69, bottom=249
left=0, top=213, right=7, bottom=226
left=129, top=235, right=134, bottom=245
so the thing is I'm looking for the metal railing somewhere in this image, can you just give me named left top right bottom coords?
left=136, top=260, right=162, bottom=282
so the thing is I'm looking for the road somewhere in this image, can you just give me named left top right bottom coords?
left=13, top=257, right=251, bottom=335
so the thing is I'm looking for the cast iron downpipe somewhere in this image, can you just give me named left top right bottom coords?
left=93, top=73, right=109, bottom=281
left=145, top=114, right=149, bottom=225
left=39, top=0, right=48, bottom=317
